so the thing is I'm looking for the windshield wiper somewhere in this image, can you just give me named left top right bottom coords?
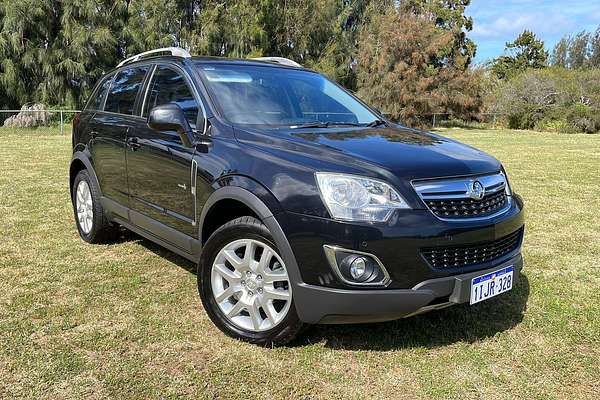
left=289, top=121, right=362, bottom=129
left=289, top=121, right=329, bottom=129
left=365, top=119, right=388, bottom=127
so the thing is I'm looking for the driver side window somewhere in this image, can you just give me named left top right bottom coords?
left=143, top=66, right=200, bottom=129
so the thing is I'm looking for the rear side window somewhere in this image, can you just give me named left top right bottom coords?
left=143, top=66, right=199, bottom=129
left=105, top=66, right=149, bottom=115
left=86, top=74, right=113, bottom=111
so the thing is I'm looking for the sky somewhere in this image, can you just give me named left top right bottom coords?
left=466, top=0, right=600, bottom=64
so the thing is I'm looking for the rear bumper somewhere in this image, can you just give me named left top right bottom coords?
left=294, top=253, right=523, bottom=324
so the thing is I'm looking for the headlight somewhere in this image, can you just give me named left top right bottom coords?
left=315, top=173, right=410, bottom=222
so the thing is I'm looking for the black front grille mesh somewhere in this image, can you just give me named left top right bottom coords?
left=421, top=229, right=522, bottom=269
left=424, top=190, right=508, bottom=218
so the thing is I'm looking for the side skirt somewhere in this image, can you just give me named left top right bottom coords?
left=113, top=216, right=198, bottom=263
left=102, top=196, right=201, bottom=263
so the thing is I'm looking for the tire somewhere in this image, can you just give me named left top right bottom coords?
left=72, top=169, right=118, bottom=244
left=198, top=216, right=305, bottom=346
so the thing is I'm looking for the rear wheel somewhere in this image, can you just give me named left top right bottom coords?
left=198, top=216, right=304, bottom=345
left=72, top=170, right=118, bottom=243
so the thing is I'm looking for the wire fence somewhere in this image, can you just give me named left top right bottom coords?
left=0, top=108, right=506, bottom=136
left=0, top=109, right=81, bottom=135
left=419, top=113, right=505, bottom=129
left=370, top=111, right=506, bottom=129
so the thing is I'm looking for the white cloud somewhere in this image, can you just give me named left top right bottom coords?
left=471, top=14, right=574, bottom=40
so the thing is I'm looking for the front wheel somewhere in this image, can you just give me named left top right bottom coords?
left=198, top=216, right=304, bottom=345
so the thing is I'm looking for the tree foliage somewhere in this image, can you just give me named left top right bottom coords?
left=550, top=25, right=600, bottom=69
left=0, top=0, right=480, bottom=112
left=356, top=5, right=483, bottom=126
left=491, top=30, right=548, bottom=79
left=404, top=0, right=476, bottom=69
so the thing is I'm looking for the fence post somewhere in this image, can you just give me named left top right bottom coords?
left=432, top=113, right=436, bottom=128
left=492, top=113, right=497, bottom=129
left=60, top=110, right=64, bottom=135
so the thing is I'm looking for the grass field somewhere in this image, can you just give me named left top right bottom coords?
left=1, top=128, right=599, bottom=399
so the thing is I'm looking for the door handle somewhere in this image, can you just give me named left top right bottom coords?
left=127, top=136, right=141, bottom=150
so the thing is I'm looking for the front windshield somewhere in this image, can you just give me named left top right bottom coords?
left=196, top=63, right=379, bottom=127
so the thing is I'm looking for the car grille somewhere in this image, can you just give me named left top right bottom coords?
left=424, top=189, right=508, bottom=218
left=421, top=229, right=522, bottom=270
left=412, top=172, right=511, bottom=220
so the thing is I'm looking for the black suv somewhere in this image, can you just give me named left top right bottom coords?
left=71, top=48, right=524, bottom=345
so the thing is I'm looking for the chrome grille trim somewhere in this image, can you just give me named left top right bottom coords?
left=412, top=172, right=511, bottom=220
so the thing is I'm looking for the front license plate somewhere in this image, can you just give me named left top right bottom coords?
left=470, top=266, right=514, bottom=305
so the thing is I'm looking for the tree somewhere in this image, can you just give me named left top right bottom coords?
left=589, top=26, right=600, bottom=67
left=491, top=30, right=548, bottom=79
left=404, top=0, right=477, bottom=69
left=0, top=0, right=479, bottom=109
left=550, top=25, right=600, bottom=69
left=567, top=31, right=590, bottom=69
left=356, top=6, right=483, bottom=126
left=551, top=37, right=569, bottom=68
left=0, top=0, right=125, bottom=108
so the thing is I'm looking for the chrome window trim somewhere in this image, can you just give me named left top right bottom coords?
left=412, top=172, right=512, bottom=222
left=323, top=245, right=391, bottom=287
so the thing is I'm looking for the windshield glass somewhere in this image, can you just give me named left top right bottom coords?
left=196, top=63, right=379, bottom=127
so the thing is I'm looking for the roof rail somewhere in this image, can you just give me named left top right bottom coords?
left=116, top=47, right=192, bottom=68
left=252, top=57, right=302, bottom=68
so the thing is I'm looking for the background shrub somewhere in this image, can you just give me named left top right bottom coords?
left=489, top=68, right=600, bottom=133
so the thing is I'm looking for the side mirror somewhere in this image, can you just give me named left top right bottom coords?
left=148, top=104, right=195, bottom=147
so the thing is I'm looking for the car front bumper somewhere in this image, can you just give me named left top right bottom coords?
left=293, top=253, right=523, bottom=324
left=279, top=194, right=524, bottom=290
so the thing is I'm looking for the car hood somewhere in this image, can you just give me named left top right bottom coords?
left=234, top=124, right=501, bottom=181
left=286, top=125, right=501, bottom=179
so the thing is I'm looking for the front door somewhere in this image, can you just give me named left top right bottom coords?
left=127, top=65, right=202, bottom=238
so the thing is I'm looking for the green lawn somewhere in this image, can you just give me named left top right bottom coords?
left=1, top=129, right=599, bottom=399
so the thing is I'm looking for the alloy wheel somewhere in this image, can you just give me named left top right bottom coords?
left=211, top=238, right=292, bottom=332
left=76, top=180, right=94, bottom=234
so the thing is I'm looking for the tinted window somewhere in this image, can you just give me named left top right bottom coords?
left=196, top=64, right=377, bottom=126
left=105, top=66, right=149, bottom=115
left=86, top=74, right=113, bottom=111
left=143, top=66, right=199, bottom=129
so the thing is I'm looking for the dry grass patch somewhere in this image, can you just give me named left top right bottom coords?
left=1, top=129, right=599, bottom=399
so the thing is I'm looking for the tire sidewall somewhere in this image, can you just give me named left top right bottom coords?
left=198, top=218, right=302, bottom=345
left=72, top=170, right=105, bottom=243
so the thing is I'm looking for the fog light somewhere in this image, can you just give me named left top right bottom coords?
left=323, top=245, right=391, bottom=286
left=339, top=254, right=375, bottom=283
left=350, top=257, right=367, bottom=279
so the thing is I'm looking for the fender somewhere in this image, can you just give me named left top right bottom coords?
left=198, top=185, right=304, bottom=296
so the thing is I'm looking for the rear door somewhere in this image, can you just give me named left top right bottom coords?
left=89, top=65, right=150, bottom=209
left=127, top=64, right=202, bottom=239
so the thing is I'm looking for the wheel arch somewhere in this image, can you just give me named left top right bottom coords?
left=199, top=185, right=279, bottom=245
left=198, top=184, right=304, bottom=292
left=69, top=152, right=100, bottom=199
